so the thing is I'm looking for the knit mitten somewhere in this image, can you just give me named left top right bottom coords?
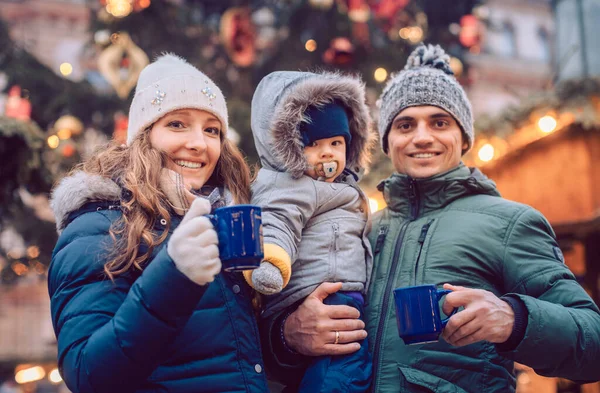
left=168, top=198, right=221, bottom=286
left=251, top=262, right=284, bottom=295
left=243, top=243, right=292, bottom=295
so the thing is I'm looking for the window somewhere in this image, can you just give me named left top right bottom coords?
left=538, top=27, right=551, bottom=63
left=497, top=22, right=517, bottom=58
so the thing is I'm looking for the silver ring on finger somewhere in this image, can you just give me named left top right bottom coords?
left=334, top=330, right=340, bottom=345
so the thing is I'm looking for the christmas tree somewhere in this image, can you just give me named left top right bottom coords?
left=0, top=0, right=482, bottom=283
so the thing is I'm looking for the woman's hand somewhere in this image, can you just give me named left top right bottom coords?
left=168, top=198, right=221, bottom=286
left=283, top=282, right=367, bottom=356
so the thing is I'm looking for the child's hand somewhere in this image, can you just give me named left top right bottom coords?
left=251, top=262, right=284, bottom=295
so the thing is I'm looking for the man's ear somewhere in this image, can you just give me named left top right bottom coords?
left=461, top=134, right=469, bottom=153
left=384, top=135, right=392, bottom=158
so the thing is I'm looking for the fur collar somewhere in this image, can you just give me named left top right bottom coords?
left=269, top=72, right=377, bottom=179
left=50, top=171, right=121, bottom=233
left=50, top=171, right=234, bottom=234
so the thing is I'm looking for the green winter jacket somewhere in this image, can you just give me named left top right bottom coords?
left=367, top=164, right=600, bottom=393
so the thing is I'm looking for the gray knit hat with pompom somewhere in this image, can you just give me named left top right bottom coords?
left=377, top=44, right=473, bottom=154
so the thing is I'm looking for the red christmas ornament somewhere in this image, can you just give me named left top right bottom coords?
left=368, top=0, right=409, bottom=20
left=347, top=0, right=370, bottom=23
left=220, top=7, right=256, bottom=68
left=352, top=22, right=370, bottom=47
left=133, top=0, right=151, bottom=11
left=345, top=0, right=371, bottom=46
left=322, top=37, right=355, bottom=66
left=113, top=112, right=129, bottom=144
left=459, top=14, right=483, bottom=48
left=62, top=143, right=76, bottom=158
left=4, top=86, right=31, bottom=121
left=367, top=0, right=410, bottom=33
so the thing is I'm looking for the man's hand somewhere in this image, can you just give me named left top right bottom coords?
left=441, top=284, right=515, bottom=347
left=283, top=282, right=367, bottom=356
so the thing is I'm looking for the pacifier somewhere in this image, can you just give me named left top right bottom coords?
left=315, top=161, right=339, bottom=180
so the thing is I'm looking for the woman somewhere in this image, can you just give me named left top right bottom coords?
left=48, top=54, right=267, bottom=393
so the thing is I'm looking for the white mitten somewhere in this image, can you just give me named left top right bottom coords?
left=251, top=261, right=284, bottom=295
left=167, top=198, right=221, bottom=286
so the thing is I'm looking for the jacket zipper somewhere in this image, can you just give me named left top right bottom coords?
left=373, top=178, right=421, bottom=391
left=327, top=223, right=340, bottom=279
left=413, top=221, right=432, bottom=285
left=373, top=226, right=389, bottom=255
left=333, top=223, right=339, bottom=251
left=409, top=179, right=420, bottom=220
left=372, top=220, right=410, bottom=390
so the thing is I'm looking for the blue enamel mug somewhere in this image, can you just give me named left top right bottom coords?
left=208, top=205, right=263, bottom=272
left=393, top=284, right=458, bottom=345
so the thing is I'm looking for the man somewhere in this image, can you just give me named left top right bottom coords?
left=263, top=44, right=600, bottom=393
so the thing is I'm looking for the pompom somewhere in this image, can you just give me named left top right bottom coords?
left=154, top=52, right=189, bottom=65
left=404, top=44, right=454, bottom=76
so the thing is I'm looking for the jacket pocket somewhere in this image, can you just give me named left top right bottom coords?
left=398, top=366, right=470, bottom=393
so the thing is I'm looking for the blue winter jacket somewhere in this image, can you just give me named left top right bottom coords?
left=48, top=172, right=268, bottom=393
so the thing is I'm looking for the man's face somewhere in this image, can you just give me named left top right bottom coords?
left=387, top=105, right=467, bottom=179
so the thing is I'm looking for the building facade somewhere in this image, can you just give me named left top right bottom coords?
left=465, top=0, right=554, bottom=117
left=0, top=0, right=90, bottom=81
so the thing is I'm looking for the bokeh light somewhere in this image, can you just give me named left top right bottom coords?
left=59, top=63, right=73, bottom=76
left=478, top=143, right=495, bottom=162
left=374, top=67, right=388, bottom=83
left=538, top=115, right=557, bottom=133
left=305, top=39, right=317, bottom=52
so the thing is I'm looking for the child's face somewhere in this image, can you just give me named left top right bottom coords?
left=303, top=135, right=346, bottom=182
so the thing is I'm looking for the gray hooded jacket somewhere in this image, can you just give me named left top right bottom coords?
left=251, top=71, right=376, bottom=318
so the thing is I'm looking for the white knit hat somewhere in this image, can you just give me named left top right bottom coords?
left=127, top=54, right=228, bottom=145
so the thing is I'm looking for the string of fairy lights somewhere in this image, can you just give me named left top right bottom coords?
left=13, top=365, right=62, bottom=386
left=472, top=114, right=559, bottom=165
left=102, top=0, right=151, bottom=18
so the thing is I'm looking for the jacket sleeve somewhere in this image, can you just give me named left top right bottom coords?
left=252, top=170, right=318, bottom=263
left=258, top=304, right=309, bottom=385
left=48, top=213, right=208, bottom=393
left=498, top=208, right=600, bottom=383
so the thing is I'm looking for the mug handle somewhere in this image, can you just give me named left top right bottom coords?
left=205, top=214, right=220, bottom=235
left=436, top=289, right=458, bottom=328
left=205, top=214, right=216, bottom=225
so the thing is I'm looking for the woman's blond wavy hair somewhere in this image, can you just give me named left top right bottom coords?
left=77, top=129, right=251, bottom=280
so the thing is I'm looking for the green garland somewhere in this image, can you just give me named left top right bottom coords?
left=0, top=116, right=51, bottom=203
left=475, top=77, right=600, bottom=139
left=0, top=117, right=57, bottom=284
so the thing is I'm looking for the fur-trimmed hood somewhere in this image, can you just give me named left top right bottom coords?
left=50, top=171, right=233, bottom=234
left=250, top=71, right=377, bottom=179
left=50, top=171, right=121, bottom=233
